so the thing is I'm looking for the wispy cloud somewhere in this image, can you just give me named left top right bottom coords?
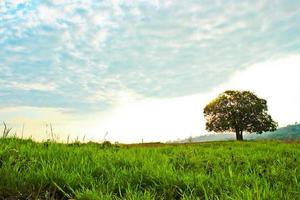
left=5, top=82, right=57, bottom=91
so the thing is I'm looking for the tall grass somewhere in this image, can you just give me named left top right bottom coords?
left=0, top=138, right=299, bottom=199
left=1, top=122, right=12, bottom=138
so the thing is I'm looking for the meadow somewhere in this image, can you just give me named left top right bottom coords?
left=0, top=138, right=299, bottom=200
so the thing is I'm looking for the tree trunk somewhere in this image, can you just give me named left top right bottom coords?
left=235, top=130, right=244, bottom=141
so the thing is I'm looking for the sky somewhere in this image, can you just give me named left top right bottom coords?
left=1, top=0, right=300, bottom=143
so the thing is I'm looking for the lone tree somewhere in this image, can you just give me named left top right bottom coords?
left=203, top=90, right=277, bottom=141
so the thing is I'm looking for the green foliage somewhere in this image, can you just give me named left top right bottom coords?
left=0, top=138, right=299, bottom=199
left=204, top=90, right=278, bottom=140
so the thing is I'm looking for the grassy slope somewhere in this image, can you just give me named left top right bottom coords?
left=184, top=124, right=300, bottom=142
left=248, top=123, right=300, bottom=140
left=0, top=138, right=299, bottom=200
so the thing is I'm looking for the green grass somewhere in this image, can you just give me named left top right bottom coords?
left=0, top=138, right=299, bottom=199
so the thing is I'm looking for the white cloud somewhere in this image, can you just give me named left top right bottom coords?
left=90, top=29, right=108, bottom=48
left=3, top=55, right=299, bottom=142
left=89, top=55, right=300, bottom=142
left=92, top=12, right=110, bottom=25
left=102, top=95, right=207, bottom=142
left=7, top=82, right=57, bottom=91
left=1, top=0, right=300, bottom=143
left=87, top=86, right=143, bottom=105
left=37, top=5, right=62, bottom=24
left=216, top=54, right=300, bottom=126
left=0, top=106, right=73, bottom=141
left=6, top=46, right=26, bottom=52
left=4, top=0, right=28, bottom=8
left=52, top=0, right=73, bottom=5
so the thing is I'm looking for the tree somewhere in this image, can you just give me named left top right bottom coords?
left=203, top=90, right=278, bottom=141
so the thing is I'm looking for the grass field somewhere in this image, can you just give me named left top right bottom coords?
left=0, top=138, right=299, bottom=199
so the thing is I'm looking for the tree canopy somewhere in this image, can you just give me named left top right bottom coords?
left=203, top=90, right=278, bottom=140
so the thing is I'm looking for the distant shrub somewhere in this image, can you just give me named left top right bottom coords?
left=102, top=141, right=112, bottom=148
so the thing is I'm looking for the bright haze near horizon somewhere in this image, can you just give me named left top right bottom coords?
left=1, top=0, right=300, bottom=143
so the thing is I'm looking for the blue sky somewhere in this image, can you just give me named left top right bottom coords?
left=1, top=0, right=300, bottom=142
